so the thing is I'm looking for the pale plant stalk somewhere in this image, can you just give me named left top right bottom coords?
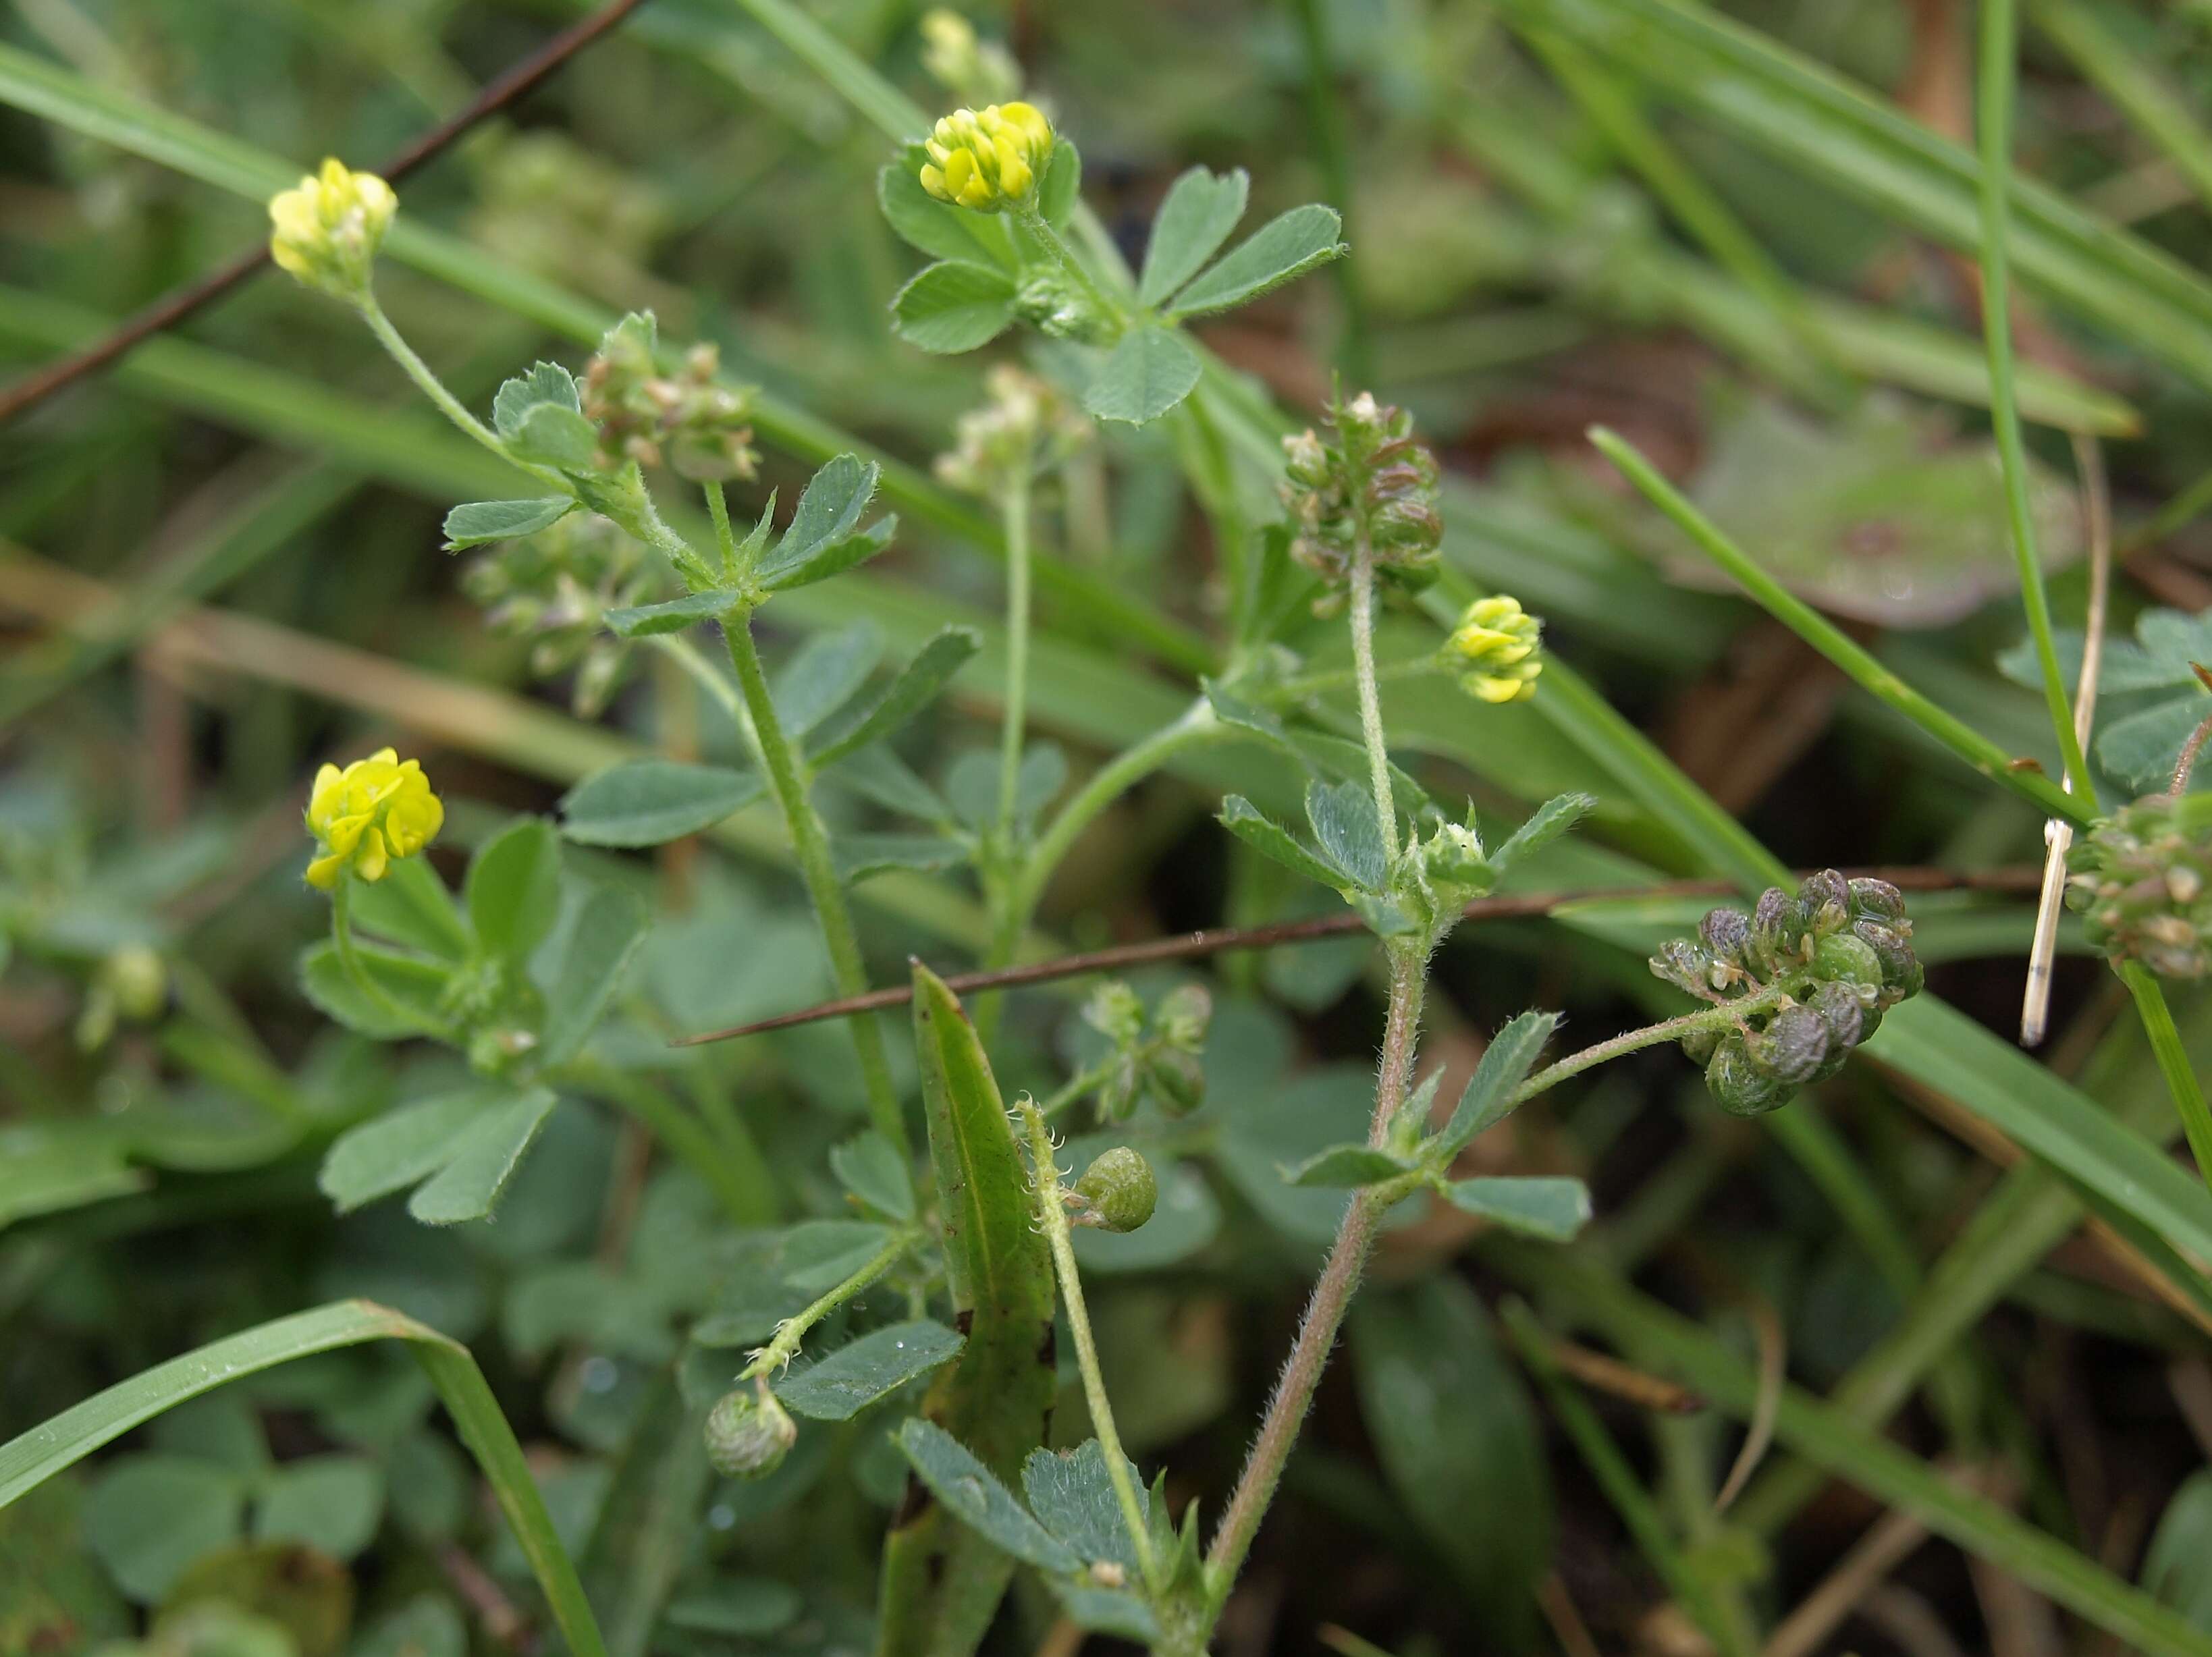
left=720, top=610, right=909, bottom=1158
left=1346, top=542, right=1399, bottom=861
left=356, top=296, right=565, bottom=489
left=1015, top=1098, right=1160, bottom=1593
left=740, top=1227, right=918, bottom=1379
left=995, top=469, right=1033, bottom=846
left=1512, top=989, right=1787, bottom=1104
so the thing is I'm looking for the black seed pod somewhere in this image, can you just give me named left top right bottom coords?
left=1806, top=980, right=1866, bottom=1052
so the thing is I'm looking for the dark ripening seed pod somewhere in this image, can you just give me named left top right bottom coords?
left=704, top=1382, right=796, bottom=1479
left=1847, top=877, right=1907, bottom=923
left=1806, top=980, right=1866, bottom=1052
left=1750, top=887, right=1796, bottom=967
left=1706, top=1034, right=1794, bottom=1117
left=1744, top=1004, right=1831, bottom=1086
left=1796, top=869, right=1852, bottom=938
left=1651, top=940, right=1720, bottom=1000
left=1700, top=907, right=1752, bottom=967
left=1073, top=1147, right=1158, bottom=1233
left=1852, top=920, right=1924, bottom=1000
left=1813, top=931, right=1885, bottom=994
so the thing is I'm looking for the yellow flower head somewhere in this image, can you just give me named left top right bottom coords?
left=268, top=158, right=396, bottom=300
left=304, top=748, right=443, bottom=890
left=1447, top=594, right=1543, bottom=705
left=919, top=102, right=1053, bottom=213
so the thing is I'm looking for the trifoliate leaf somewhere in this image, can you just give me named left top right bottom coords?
left=1140, top=166, right=1250, bottom=307
left=1164, top=204, right=1346, bottom=319
left=441, top=497, right=574, bottom=551
left=1082, top=326, right=1202, bottom=425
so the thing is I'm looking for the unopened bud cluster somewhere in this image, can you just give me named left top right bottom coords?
left=1446, top=595, right=1543, bottom=705
left=918, top=101, right=1054, bottom=213
left=582, top=317, right=757, bottom=482
left=1282, top=392, right=1442, bottom=613
left=1080, top=980, right=1210, bottom=1122
left=2068, top=794, right=2212, bottom=979
left=267, top=159, right=395, bottom=302
left=462, top=514, right=649, bottom=717
left=935, top=366, right=1093, bottom=498
left=1650, top=872, right=1922, bottom=1117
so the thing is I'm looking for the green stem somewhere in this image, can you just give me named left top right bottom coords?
left=2120, top=963, right=2212, bottom=1200
left=648, top=634, right=745, bottom=730
left=1015, top=1098, right=1161, bottom=1593
left=1513, top=988, right=1788, bottom=1106
left=561, top=1061, right=771, bottom=1226
left=1013, top=202, right=1124, bottom=332
left=1204, top=944, right=1426, bottom=1603
left=740, top=1227, right=919, bottom=1379
left=329, top=877, right=448, bottom=1040
left=1013, top=699, right=1224, bottom=921
left=703, top=478, right=740, bottom=575
left=1347, top=539, right=1399, bottom=861
left=720, top=610, right=909, bottom=1158
left=1589, top=427, right=2091, bottom=829
left=357, top=295, right=563, bottom=488
left=1976, top=0, right=2099, bottom=805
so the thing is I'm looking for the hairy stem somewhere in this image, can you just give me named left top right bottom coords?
left=1205, top=944, right=1426, bottom=1599
left=720, top=611, right=908, bottom=1157
left=1016, top=1099, right=1160, bottom=1592
left=357, top=296, right=562, bottom=487
left=561, top=1060, right=770, bottom=1226
left=329, top=877, right=449, bottom=1040
left=741, top=1226, right=918, bottom=1379
left=1347, top=539, right=1399, bottom=861
left=1513, top=989, right=1787, bottom=1106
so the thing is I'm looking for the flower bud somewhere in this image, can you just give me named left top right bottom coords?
left=1699, top=906, right=1752, bottom=967
left=1073, top=1147, right=1157, bottom=1233
left=1446, top=595, right=1544, bottom=705
left=267, top=159, right=395, bottom=302
left=919, top=8, right=1022, bottom=105
left=919, top=102, right=1054, bottom=213
left=704, top=1381, right=797, bottom=1479
left=1795, top=869, right=1852, bottom=938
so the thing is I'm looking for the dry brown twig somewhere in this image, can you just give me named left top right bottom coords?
left=0, top=0, right=651, bottom=428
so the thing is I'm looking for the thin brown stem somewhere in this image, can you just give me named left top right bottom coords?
left=666, top=864, right=2043, bottom=1047
left=0, top=0, right=651, bottom=427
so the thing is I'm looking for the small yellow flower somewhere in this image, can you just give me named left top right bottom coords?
left=1447, top=595, right=1543, bottom=705
left=919, top=102, right=1053, bottom=213
left=304, top=748, right=443, bottom=890
left=919, top=9, right=1021, bottom=105
left=268, top=158, right=396, bottom=300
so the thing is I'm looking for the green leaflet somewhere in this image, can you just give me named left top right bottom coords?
left=875, top=965, right=1057, bottom=1657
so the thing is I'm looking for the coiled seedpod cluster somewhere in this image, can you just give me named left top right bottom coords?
left=2068, top=794, right=2212, bottom=979
left=704, top=1380, right=797, bottom=1479
left=462, top=514, right=649, bottom=717
left=1281, top=391, right=1443, bottom=614
left=581, top=314, right=757, bottom=483
left=1649, top=871, right=1922, bottom=1116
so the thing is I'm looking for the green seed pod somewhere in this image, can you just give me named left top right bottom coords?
left=1706, top=1033, right=1793, bottom=1117
left=1852, top=920, right=1924, bottom=1001
left=1651, top=939, right=1721, bottom=1000
left=1155, top=983, right=1213, bottom=1050
left=1073, top=1147, right=1158, bottom=1233
left=1147, top=1046, right=1206, bottom=1116
left=1743, top=1004, right=1830, bottom=1086
left=1796, top=869, right=1852, bottom=938
left=704, top=1382, right=796, bottom=1480
left=1812, top=931, right=1885, bottom=994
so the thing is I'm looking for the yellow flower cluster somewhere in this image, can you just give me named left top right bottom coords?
left=304, top=749, right=443, bottom=890
left=268, top=159, right=396, bottom=300
left=919, top=102, right=1053, bottom=213
left=1447, top=595, right=1543, bottom=704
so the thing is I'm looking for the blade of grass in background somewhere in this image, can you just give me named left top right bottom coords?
left=0, top=1299, right=609, bottom=1657
left=2034, top=0, right=2212, bottom=217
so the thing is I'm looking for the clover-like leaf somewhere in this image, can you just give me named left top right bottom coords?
left=2003, top=607, right=2212, bottom=791
left=442, top=497, right=574, bottom=551
left=1163, top=204, right=1346, bottom=320
left=774, top=1321, right=965, bottom=1421
left=892, top=260, right=1019, bottom=354
left=1140, top=166, right=1250, bottom=307
left=1083, top=326, right=1202, bottom=425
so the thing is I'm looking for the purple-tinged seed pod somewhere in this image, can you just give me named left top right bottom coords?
left=1700, top=907, right=1752, bottom=965
left=1650, top=940, right=1719, bottom=1000
left=1796, top=869, right=1852, bottom=938
left=1706, top=1034, right=1794, bottom=1117
left=1853, top=919, right=1924, bottom=1001
left=1744, top=1004, right=1831, bottom=1085
left=1847, top=877, right=1906, bottom=923
left=1807, top=979, right=1865, bottom=1052
left=1749, top=886, right=1796, bottom=967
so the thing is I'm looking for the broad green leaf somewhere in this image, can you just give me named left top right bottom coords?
left=406, top=1089, right=559, bottom=1226
left=560, top=761, right=763, bottom=847
left=878, top=966, right=1057, bottom=1657
left=84, top=1456, right=244, bottom=1601
left=491, top=362, right=581, bottom=440
left=1489, top=794, right=1596, bottom=873
left=774, top=1321, right=966, bottom=1420
left=319, top=1088, right=502, bottom=1212
left=1440, top=1176, right=1592, bottom=1241
left=604, top=589, right=743, bottom=637
left=774, top=621, right=885, bottom=735
left=0, top=1125, right=148, bottom=1229
left=778, top=1219, right=895, bottom=1295
left=829, top=1131, right=915, bottom=1222
left=834, top=833, right=969, bottom=884
left=807, top=626, right=983, bottom=767
left=539, top=888, right=647, bottom=1066
left=1139, top=166, right=1251, bottom=306
left=441, top=497, right=574, bottom=551
left=1218, top=796, right=1343, bottom=891
left=1022, top=1442, right=1147, bottom=1572
left=347, top=854, right=470, bottom=962
left=1164, top=204, right=1347, bottom=319
left=755, top=517, right=896, bottom=592
left=2007, top=608, right=2212, bottom=790
left=1436, top=1012, right=1560, bottom=1160
left=2101, top=697, right=2212, bottom=794
left=891, top=260, right=1019, bottom=354
left=892, top=1421, right=1081, bottom=1574
left=877, top=151, right=1017, bottom=268
left=0, top=1301, right=607, bottom=1657
left=1305, top=778, right=1387, bottom=891
left=761, top=454, right=878, bottom=579
left=464, top=818, right=562, bottom=967
left=254, top=1457, right=381, bottom=1557
left=1037, top=138, right=1081, bottom=227
left=1280, top=1143, right=1415, bottom=1188
left=296, top=940, right=450, bottom=1041
left=1351, top=1280, right=1551, bottom=1635
left=355, top=1597, right=466, bottom=1657
left=508, top=402, right=600, bottom=472
left=1082, top=327, right=1202, bottom=425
